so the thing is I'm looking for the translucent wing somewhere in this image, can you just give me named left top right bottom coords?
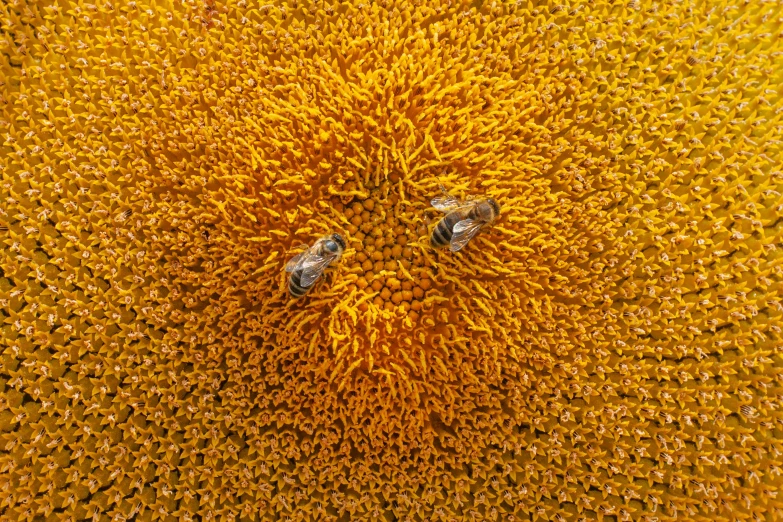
left=431, top=184, right=465, bottom=212
left=285, top=253, right=305, bottom=272
left=450, top=219, right=485, bottom=252
left=299, top=254, right=336, bottom=287
left=431, top=193, right=464, bottom=212
left=285, top=245, right=310, bottom=272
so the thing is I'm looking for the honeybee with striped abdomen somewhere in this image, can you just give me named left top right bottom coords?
left=430, top=187, right=500, bottom=252
left=285, top=234, right=346, bottom=298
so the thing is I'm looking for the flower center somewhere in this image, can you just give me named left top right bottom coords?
left=333, top=173, right=436, bottom=323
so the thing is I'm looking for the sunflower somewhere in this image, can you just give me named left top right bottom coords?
left=1, top=0, right=782, bottom=520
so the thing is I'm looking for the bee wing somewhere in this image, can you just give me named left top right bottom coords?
left=431, top=194, right=468, bottom=213
left=430, top=184, right=463, bottom=212
left=285, top=245, right=310, bottom=272
left=450, top=219, right=485, bottom=252
left=285, top=254, right=305, bottom=272
left=299, top=254, right=335, bottom=287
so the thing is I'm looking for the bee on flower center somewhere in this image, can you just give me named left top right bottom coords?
left=430, top=186, right=501, bottom=252
left=285, top=233, right=346, bottom=298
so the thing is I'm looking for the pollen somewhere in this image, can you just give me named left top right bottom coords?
left=1, top=0, right=783, bottom=520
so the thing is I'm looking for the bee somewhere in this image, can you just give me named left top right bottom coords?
left=430, top=186, right=500, bottom=252
left=285, top=234, right=346, bottom=298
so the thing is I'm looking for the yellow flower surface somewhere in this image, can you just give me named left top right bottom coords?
left=1, top=0, right=783, bottom=519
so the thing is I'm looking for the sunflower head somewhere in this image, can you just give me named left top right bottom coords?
left=1, top=0, right=783, bottom=520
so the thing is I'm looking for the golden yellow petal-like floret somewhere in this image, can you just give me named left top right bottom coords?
left=1, top=0, right=782, bottom=520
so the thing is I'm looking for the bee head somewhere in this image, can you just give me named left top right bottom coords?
left=486, top=198, right=501, bottom=218
left=330, top=233, right=346, bottom=252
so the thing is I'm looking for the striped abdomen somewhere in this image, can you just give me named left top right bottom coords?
left=288, top=269, right=312, bottom=298
left=431, top=209, right=471, bottom=248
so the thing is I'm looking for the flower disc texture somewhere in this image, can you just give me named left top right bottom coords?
left=1, top=0, right=783, bottom=520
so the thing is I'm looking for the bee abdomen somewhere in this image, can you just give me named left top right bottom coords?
left=431, top=221, right=452, bottom=248
left=288, top=270, right=311, bottom=298
left=431, top=213, right=463, bottom=248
